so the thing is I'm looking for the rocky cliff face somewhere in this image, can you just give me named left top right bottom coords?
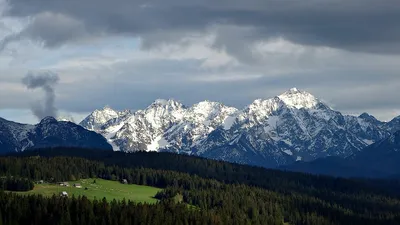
left=80, top=88, right=399, bottom=168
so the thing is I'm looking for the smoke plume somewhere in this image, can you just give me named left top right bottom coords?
left=22, top=71, right=60, bottom=120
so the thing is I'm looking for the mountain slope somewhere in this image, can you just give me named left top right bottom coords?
left=384, top=116, right=400, bottom=134
left=0, top=117, right=112, bottom=153
left=0, top=117, right=34, bottom=153
left=283, top=131, right=400, bottom=178
left=348, top=130, right=400, bottom=175
left=80, top=88, right=395, bottom=168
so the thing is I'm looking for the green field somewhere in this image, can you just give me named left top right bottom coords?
left=14, top=178, right=161, bottom=204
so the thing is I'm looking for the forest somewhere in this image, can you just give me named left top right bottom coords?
left=1, top=147, right=400, bottom=225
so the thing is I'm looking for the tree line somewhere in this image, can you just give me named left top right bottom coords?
left=0, top=193, right=220, bottom=225
left=1, top=148, right=400, bottom=224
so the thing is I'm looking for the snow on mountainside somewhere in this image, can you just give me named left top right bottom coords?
left=278, top=88, right=320, bottom=109
left=284, top=130, right=400, bottom=178
left=80, top=88, right=398, bottom=168
left=384, top=116, right=400, bottom=134
left=80, top=106, right=126, bottom=130
left=0, top=117, right=112, bottom=153
left=57, top=115, right=76, bottom=123
left=0, top=117, right=35, bottom=152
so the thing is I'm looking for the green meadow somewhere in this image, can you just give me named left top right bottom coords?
left=14, top=178, right=161, bottom=204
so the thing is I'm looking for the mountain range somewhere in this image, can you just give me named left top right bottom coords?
left=79, top=88, right=400, bottom=168
left=2, top=88, right=399, bottom=171
left=0, top=116, right=112, bottom=154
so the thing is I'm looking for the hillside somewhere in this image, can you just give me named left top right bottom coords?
left=2, top=148, right=400, bottom=225
left=0, top=117, right=112, bottom=153
left=283, top=131, right=400, bottom=178
left=20, top=178, right=160, bottom=203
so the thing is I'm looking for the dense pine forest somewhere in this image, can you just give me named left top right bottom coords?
left=1, top=148, right=400, bottom=225
left=0, top=177, right=34, bottom=191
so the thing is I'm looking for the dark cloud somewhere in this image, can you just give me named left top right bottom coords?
left=49, top=55, right=400, bottom=122
left=0, top=12, right=89, bottom=50
left=22, top=71, right=59, bottom=120
left=2, top=0, right=400, bottom=57
left=1, top=0, right=400, bottom=122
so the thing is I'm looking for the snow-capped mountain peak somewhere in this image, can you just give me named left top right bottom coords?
left=188, top=101, right=238, bottom=120
left=79, top=89, right=400, bottom=168
left=79, top=106, right=121, bottom=130
left=142, top=99, right=186, bottom=126
left=278, top=88, right=320, bottom=109
left=150, top=99, right=185, bottom=109
left=243, top=97, right=284, bottom=124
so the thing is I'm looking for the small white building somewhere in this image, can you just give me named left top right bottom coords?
left=59, top=182, right=69, bottom=186
left=74, top=183, right=82, bottom=188
left=60, top=191, right=68, bottom=197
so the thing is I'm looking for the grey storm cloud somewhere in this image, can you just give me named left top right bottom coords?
left=1, top=0, right=400, bottom=124
left=1, top=0, right=400, bottom=57
left=52, top=55, right=400, bottom=118
left=0, top=12, right=88, bottom=51
left=22, top=71, right=59, bottom=120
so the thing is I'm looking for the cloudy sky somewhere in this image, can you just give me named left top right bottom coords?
left=1, top=0, right=400, bottom=124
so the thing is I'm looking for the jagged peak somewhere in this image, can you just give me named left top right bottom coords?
left=358, top=112, right=384, bottom=125
left=244, top=97, right=284, bottom=118
left=149, top=99, right=185, bottom=110
left=94, top=105, right=117, bottom=113
left=39, top=116, right=58, bottom=124
left=359, top=112, right=371, bottom=117
left=192, top=100, right=230, bottom=109
left=359, top=112, right=376, bottom=120
left=89, top=106, right=119, bottom=118
left=249, top=97, right=282, bottom=107
left=278, top=88, right=320, bottom=109
left=189, top=101, right=238, bottom=118
left=152, top=98, right=180, bottom=105
left=288, top=87, right=300, bottom=93
left=102, top=105, right=114, bottom=110
left=79, top=106, right=121, bottom=129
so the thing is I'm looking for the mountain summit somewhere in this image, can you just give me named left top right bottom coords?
left=79, top=88, right=400, bottom=168
left=278, top=88, right=321, bottom=109
left=0, top=117, right=112, bottom=154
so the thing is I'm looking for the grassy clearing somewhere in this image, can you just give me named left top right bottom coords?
left=13, top=178, right=161, bottom=204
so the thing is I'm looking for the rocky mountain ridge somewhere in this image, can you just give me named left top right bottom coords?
left=0, top=116, right=112, bottom=154
left=80, top=88, right=400, bottom=168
